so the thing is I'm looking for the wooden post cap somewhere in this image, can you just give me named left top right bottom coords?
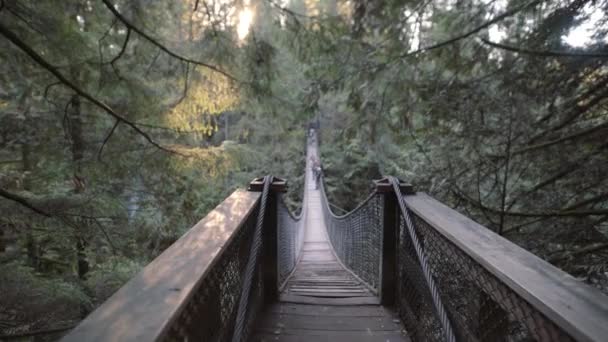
left=374, top=176, right=415, bottom=195
left=248, top=177, right=288, bottom=192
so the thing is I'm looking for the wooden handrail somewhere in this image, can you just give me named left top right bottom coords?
left=61, top=189, right=261, bottom=342
left=404, top=192, right=608, bottom=342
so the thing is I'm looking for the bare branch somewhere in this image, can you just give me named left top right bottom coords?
left=0, top=21, right=179, bottom=155
left=549, top=243, right=608, bottom=263
left=3, top=2, right=44, bottom=36
left=170, top=62, right=191, bottom=107
left=110, top=27, right=131, bottom=66
left=134, top=122, right=216, bottom=134
left=101, top=0, right=237, bottom=82
left=97, top=18, right=119, bottom=87
left=97, top=119, right=120, bottom=160
left=0, top=323, right=77, bottom=339
left=91, top=217, right=117, bottom=254
left=43, top=81, right=62, bottom=99
left=512, top=122, right=608, bottom=155
left=144, top=48, right=162, bottom=78
left=0, top=188, right=51, bottom=217
left=453, top=189, right=608, bottom=218
left=480, top=37, right=608, bottom=58
left=399, top=0, right=543, bottom=58
left=563, top=192, right=608, bottom=211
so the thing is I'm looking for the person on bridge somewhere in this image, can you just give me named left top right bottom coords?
left=309, top=156, right=318, bottom=175
left=311, top=157, right=322, bottom=189
left=308, top=128, right=315, bottom=143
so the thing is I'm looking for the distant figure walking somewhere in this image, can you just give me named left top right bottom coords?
left=307, top=120, right=319, bottom=144
left=310, top=156, right=322, bottom=189
left=308, top=127, right=315, bottom=144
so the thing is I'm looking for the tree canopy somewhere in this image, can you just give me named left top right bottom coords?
left=1, top=0, right=607, bottom=338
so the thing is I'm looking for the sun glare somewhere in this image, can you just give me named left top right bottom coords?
left=562, top=3, right=607, bottom=47
left=237, top=7, right=254, bottom=40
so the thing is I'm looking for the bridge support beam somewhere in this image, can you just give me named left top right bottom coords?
left=249, top=177, right=287, bottom=303
left=375, top=177, right=415, bottom=305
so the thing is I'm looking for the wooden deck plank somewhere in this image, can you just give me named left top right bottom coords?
left=289, top=288, right=369, bottom=293
left=251, top=302, right=409, bottom=342
left=256, top=314, right=402, bottom=331
left=267, top=303, right=391, bottom=317
left=289, top=283, right=363, bottom=287
left=283, top=233, right=373, bottom=298
left=289, top=286, right=364, bottom=289
left=279, top=294, right=380, bottom=305
left=288, top=293, right=372, bottom=298
left=251, top=332, right=408, bottom=342
left=281, top=174, right=373, bottom=300
left=249, top=142, right=409, bottom=342
left=255, top=327, right=404, bottom=335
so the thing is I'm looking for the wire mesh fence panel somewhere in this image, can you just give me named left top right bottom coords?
left=395, top=214, right=445, bottom=342
left=319, top=185, right=384, bottom=293
left=164, top=204, right=262, bottom=342
left=396, top=212, right=576, bottom=342
left=277, top=194, right=305, bottom=286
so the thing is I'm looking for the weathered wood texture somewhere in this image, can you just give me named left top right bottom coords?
left=282, top=241, right=376, bottom=302
left=61, top=190, right=261, bottom=342
left=404, top=193, right=608, bottom=342
left=250, top=303, right=410, bottom=342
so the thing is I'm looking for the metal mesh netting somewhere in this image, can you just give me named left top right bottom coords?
left=397, top=212, right=575, bottom=342
left=319, top=184, right=384, bottom=293
left=277, top=194, right=305, bottom=286
left=315, top=172, right=577, bottom=341
left=163, top=202, right=263, bottom=342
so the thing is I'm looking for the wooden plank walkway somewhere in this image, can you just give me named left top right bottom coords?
left=250, top=143, right=409, bottom=341
left=250, top=303, right=407, bottom=342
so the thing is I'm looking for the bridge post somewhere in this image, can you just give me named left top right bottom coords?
left=375, top=177, right=415, bottom=305
left=249, top=177, right=287, bottom=303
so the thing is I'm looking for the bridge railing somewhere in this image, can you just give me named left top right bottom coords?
left=277, top=191, right=305, bottom=288
left=381, top=177, right=608, bottom=342
left=61, top=180, right=289, bottom=342
left=276, top=143, right=309, bottom=289
left=319, top=172, right=608, bottom=341
left=319, top=184, right=384, bottom=294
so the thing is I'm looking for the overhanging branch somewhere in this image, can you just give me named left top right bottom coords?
left=453, top=189, right=608, bottom=218
left=0, top=188, right=51, bottom=217
left=101, top=0, right=237, bottom=82
left=0, top=21, right=179, bottom=155
left=399, top=0, right=544, bottom=58
left=480, top=38, right=608, bottom=58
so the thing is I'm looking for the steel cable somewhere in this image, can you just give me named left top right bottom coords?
left=231, top=175, right=273, bottom=342
left=389, top=176, right=457, bottom=342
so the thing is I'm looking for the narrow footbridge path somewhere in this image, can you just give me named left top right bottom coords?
left=250, top=144, right=408, bottom=341
left=281, top=143, right=376, bottom=304
left=62, top=131, right=608, bottom=342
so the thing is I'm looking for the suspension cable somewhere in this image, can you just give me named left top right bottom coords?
left=232, top=175, right=273, bottom=342
left=389, top=176, right=457, bottom=342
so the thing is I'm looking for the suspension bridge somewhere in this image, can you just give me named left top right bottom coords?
left=61, top=131, right=608, bottom=341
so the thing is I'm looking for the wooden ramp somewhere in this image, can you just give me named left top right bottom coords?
left=250, top=145, right=409, bottom=341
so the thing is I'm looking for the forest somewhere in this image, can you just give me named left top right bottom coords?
left=0, top=0, right=607, bottom=339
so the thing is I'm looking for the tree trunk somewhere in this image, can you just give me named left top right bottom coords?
left=20, top=93, right=39, bottom=269
left=69, top=93, right=88, bottom=279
